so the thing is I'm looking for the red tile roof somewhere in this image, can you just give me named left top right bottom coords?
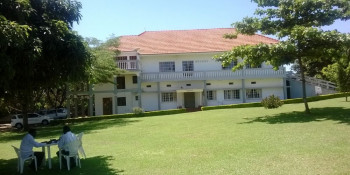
left=117, top=28, right=278, bottom=55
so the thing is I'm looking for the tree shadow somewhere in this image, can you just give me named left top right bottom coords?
left=240, top=107, right=350, bottom=125
left=0, top=156, right=124, bottom=175
left=0, top=118, right=139, bottom=143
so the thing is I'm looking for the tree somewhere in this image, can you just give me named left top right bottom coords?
left=322, top=34, right=350, bottom=101
left=0, top=0, right=91, bottom=130
left=86, top=36, right=123, bottom=85
left=216, top=0, right=350, bottom=113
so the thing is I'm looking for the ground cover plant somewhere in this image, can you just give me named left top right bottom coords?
left=0, top=97, right=349, bottom=174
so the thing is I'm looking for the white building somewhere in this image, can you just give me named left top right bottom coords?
left=90, top=28, right=335, bottom=116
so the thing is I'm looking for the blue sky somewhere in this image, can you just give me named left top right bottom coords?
left=73, top=0, right=350, bottom=41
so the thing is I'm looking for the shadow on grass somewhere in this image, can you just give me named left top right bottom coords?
left=241, top=107, right=350, bottom=125
left=0, top=156, right=124, bottom=175
left=0, top=118, right=139, bottom=143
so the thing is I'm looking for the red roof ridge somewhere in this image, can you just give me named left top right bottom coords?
left=137, top=28, right=237, bottom=35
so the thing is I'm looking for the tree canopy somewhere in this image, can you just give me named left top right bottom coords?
left=0, top=0, right=91, bottom=129
left=85, top=36, right=124, bottom=85
left=216, top=0, right=350, bottom=113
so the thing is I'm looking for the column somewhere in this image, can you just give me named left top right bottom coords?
left=88, top=84, right=93, bottom=116
left=113, top=76, right=118, bottom=114
left=203, top=80, right=207, bottom=106
left=157, top=82, right=161, bottom=110
left=242, top=79, right=246, bottom=103
left=137, top=74, right=142, bottom=108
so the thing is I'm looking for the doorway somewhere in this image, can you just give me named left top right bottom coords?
left=184, top=92, right=195, bottom=108
left=103, top=97, right=113, bottom=115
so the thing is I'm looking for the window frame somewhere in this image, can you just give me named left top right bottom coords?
left=224, top=89, right=240, bottom=100
left=161, top=92, right=177, bottom=102
left=117, top=97, right=127, bottom=106
left=206, top=90, right=216, bottom=100
left=222, top=60, right=238, bottom=70
left=246, top=89, right=262, bottom=99
left=159, top=62, right=175, bottom=72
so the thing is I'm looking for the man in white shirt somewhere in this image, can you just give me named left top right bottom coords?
left=57, top=125, right=77, bottom=167
left=20, top=128, right=45, bottom=170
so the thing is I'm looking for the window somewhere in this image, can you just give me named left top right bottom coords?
left=162, top=92, right=176, bottom=102
left=246, top=64, right=261, bottom=68
left=222, top=60, right=238, bottom=70
left=206, top=91, right=216, bottom=100
left=246, top=89, right=261, bottom=99
left=182, top=61, right=194, bottom=71
left=116, top=56, right=127, bottom=60
left=116, top=77, right=125, bottom=89
left=186, top=84, right=191, bottom=86
left=229, top=82, right=234, bottom=85
left=224, top=90, right=240, bottom=99
left=132, top=76, right=137, bottom=84
left=166, top=84, right=171, bottom=87
left=129, top=56, right=137, bottom=60
left=135, top=96, right=138, bottom=101
left=117, top=97, right=126, bottom=106
left=206, top=83, right=211, bottom=86
left=159, top=62, right=175, bottom=72
left=251, top=81, right=256, bottom=84
left=146, top=85, right=151, bottom=88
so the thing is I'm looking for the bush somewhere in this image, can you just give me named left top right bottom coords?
left=133, top=107, right=144, bottom=115
left=261, top=95, right=283, bottom=109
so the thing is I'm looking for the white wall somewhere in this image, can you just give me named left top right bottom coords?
left=290, top=80, right=316, bottom=98
left=94, top=93, right=114, bottom=116
left=141, top=93, right=159, bottom=111
left=245, top=78, right=283, bottom=88
left=141, top=53, right=222, bottom=73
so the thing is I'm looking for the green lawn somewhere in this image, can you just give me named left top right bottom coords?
left=1, top=97, right=350, bottom=175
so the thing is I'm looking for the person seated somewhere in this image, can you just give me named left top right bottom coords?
left=20, top=128, right=46, bottom=171
left=56, top=125, right=77, bottom=167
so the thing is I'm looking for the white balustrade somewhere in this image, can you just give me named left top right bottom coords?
left=116, top=60, right=138, bottom=70
left=142, top=68, right=285, bottom=82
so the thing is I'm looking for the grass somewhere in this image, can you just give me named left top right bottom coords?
left=0, top=97, right=350, bottom=174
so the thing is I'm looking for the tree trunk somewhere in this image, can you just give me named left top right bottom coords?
left=298, top=57, right=310, bottom=113
left=22, top=87, right=32, bottom=131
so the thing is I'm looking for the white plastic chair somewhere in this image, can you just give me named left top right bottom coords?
left=59, top=139, right=81, bottom=171
left=12, top=145, right=37, bottom=174
left=76, top=132, right=86, bottom=158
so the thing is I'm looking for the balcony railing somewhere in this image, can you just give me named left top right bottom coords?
left=116, top=60, right=139, bottom=70
left=141, top=68, right=285, bottom=82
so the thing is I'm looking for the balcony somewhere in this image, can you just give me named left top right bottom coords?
left=141, top=68, right=286, bottom=82
left=116, top=60, right=139, bottom=70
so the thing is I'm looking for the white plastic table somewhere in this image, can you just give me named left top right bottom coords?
left=42, top=142, right=58, bottom=169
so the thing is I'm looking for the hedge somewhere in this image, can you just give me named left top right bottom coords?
left=201, top=92, right=349, bottom=111
left=51, top=108, right=187, bottom=124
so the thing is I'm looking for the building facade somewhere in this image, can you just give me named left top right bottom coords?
left=91, top=28, right=293, bottom=115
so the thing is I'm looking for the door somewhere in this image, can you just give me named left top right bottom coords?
left=184, top=92, right=195, bottom=108
left=103, top=97, right=113, bottom=115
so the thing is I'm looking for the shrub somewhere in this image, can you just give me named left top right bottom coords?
left=133, top=107, right=144, bottom=115
left=261, top=95, right=283, bottom=109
